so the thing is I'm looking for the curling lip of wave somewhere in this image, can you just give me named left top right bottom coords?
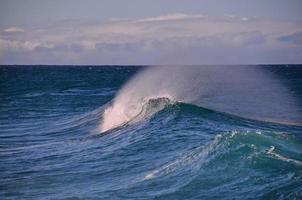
left=100, top=96, right=174, bottom=132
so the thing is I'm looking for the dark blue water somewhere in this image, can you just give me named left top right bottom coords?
left=1, top=65, right=302, bottom=199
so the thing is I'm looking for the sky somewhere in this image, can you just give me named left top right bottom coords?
left=0, top=0, right=302, bottom=65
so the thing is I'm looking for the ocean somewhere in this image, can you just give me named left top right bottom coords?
left=1, top=65, right=302, bottom=199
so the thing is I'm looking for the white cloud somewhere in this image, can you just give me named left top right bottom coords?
left=3, top=27, right=25, bottom=33
left=0, top=39, right=37, bottom=54
left=137, top=13, right=206, bottom=22
left=241, top=17, right=249, bottom=21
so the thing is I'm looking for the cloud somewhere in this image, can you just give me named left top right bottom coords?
left=278, top=32, right=302, bottom=45
left=3, top=27, right=25, bottom=33
left=1, top=13, right=302, bottom=64
left=241, top=17, right=249, bottom=21
left=0, top=39, right=36, bottom=54
left=34, top=43, right=84, bottom=53
left=137, top=13, right=206, bottom=22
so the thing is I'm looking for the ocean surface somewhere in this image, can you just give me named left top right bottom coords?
left=1, top=65, right=302, bottom=200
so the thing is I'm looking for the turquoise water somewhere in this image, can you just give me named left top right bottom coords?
left=1, top=66, right=302, bottom=199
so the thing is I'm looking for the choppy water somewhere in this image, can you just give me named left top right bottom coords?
left=1, top=65, right=302, bottom=199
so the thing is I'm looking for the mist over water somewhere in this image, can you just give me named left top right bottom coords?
left=100, top=66, right=301, bottom=132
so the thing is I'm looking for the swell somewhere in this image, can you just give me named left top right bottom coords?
left=138, top=130, right=302, bottom=198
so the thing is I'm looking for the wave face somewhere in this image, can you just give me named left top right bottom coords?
left=1, top=65, right=302, bottom=199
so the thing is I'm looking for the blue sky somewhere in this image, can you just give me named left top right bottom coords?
left=1, top=0, right=302, bottom=64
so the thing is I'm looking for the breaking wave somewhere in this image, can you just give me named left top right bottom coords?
left=100, top=66, right=301, bottom=132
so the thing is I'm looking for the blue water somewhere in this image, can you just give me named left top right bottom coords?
left=1, top=65, right=302, bottom=199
